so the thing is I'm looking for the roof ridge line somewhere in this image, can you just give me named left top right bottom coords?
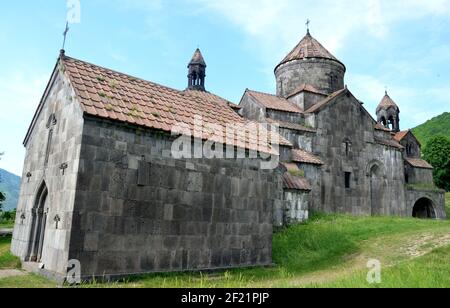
left=63, top=55, right=183, bottom=95
left=247, top=89, right=285, bottom=98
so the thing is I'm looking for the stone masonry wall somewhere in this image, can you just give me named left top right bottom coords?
left=406, top=166, right=434, bottom=184
left=278, top=127, right=314, bottom=152
left=406, top=188, right=447, bottom=219
left=310, top=93, right=407, bottom=216
left=68, top=118, right=281, bottom=278
left=239, top=94, right=266, bottom=122
left=275, top=58, right=345, bottom=97
left=288, top=92, right=327, bottom=111
left=284, top=190, right=310, bottom=224
left=11, top=69, right=84, bottom=275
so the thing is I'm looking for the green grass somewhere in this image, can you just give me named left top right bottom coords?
left=1, top=214, right=450, bottom=288
left=311, top=245, right=450, bottom=288
left=0, top=274, right=56, bottom=289
left=0, top=222, right=14, bottom=229
left=0, top=236, right=21, bottom=269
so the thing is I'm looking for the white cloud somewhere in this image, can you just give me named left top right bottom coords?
left=192, top=0, right=450, bottom=127
left=193, top=0, right=450, bottom=55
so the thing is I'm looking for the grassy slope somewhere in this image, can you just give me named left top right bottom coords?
left=0, top=236, right=21, bottom=269
left=412, top=112, right=450, bottom=148
left=1, top=204, right=449, bottom=288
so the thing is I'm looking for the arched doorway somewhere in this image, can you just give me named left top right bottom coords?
left=369, top=163, right=384, bottom=216
left=413, top=198, right=436, bottom=219
left=27, top=182, right=49, bottom=262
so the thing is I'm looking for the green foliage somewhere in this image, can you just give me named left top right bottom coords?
left=423, top=136, right=450, bottom=191
left=412, top=112, right=450, bottom=148
left=406, top=183, right=441, bottom=192
left=0, top=236, right=21, bottom=270
left=1, top=210, right=16, bottom=222
left=109, top=79, right=119, bottom=89
left=288, top=169, right=305, bottom=177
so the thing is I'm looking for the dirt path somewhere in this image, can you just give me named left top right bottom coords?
left=0, top=269, right=26, bottom=279
left=255, top=231, right=450, bottom=288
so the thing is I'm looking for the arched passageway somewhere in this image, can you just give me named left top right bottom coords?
left=412, top=198, right=436, bottom=219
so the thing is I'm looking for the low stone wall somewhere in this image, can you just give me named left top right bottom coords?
left=273, top=190, right=310, bottom=227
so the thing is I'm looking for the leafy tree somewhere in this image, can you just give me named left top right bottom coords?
left=423, top=136, right=450, bottom=191
left=2, top=210, right=15, bottom=221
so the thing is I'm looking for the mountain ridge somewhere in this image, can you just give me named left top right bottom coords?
left=0, top=168, right=21, bottom=211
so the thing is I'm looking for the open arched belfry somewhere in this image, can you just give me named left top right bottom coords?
left=11, top=31, right=446, bottom=282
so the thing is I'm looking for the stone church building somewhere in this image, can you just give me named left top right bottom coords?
left=12, top=30, right=446, bottom=281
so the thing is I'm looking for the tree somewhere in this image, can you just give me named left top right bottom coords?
left=423, top=136, right=450, bottom=191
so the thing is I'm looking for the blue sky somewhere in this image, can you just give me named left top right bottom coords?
left=1, top=0, right=450, bottom=175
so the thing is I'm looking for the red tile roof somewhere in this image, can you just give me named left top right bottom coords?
left=377, top=92, right=400, bottom=112
left=304, top=88, right=347, bottom=113
left=287, top=84, right=327, bottom=98
left=246, top=89, right=302, bottom=113
left=405, top=158, right=433, bottom=169
left=62, top=56, right=288, bottom=153
left=374, top=137, right=404, bottom=149
left=280, top=163, right=312, bottom=191
left=276, top=32, right=345, bottom=71
left=282, top=173, right=312, bottom=191
left=189, top=48, right=206, bottom=66
left=292, top=149, right=324, bottom=165
left=266, top=118, right=316, bottom=133
left=394, top=130, right=410, bottom=142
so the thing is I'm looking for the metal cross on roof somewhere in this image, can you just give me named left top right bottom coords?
left=306, top=19, right=311, bottom=32
left=62, top=22, right=70, bottom=51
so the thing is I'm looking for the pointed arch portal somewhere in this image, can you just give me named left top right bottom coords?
left=27, top=181, right=49, bottom=262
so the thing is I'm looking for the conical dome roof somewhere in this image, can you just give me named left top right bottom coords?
left=276, top=31, right=344, bottom=70
left=377, top=91, right=400, bottom=113
left=189, top=48, right=206, bottom=67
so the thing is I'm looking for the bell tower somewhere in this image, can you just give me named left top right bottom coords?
left=376, top=91, right=400, bottom=132
left=187, top=48, right=207, bottom=91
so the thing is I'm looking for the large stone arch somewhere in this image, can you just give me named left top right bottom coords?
left=366, top=160, right=386, bottom=216
left=412, top=197, right=436, bottom=219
